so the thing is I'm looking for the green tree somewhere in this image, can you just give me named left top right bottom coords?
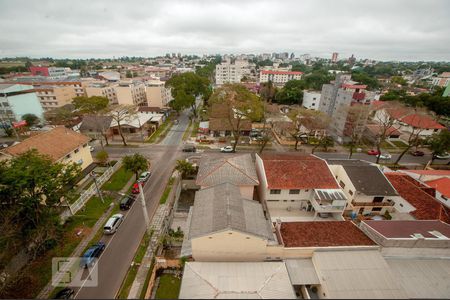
left=95, top=150, right=109, bottom=166
left=126, top=70, right=133, bottom=78
left=44, top=105, right=77, bottom=126
left=209, top=84, right=264, bottom=152
left=72, top=96, right=109, bottom=114
left=259, top=81, right=278, bottom=103
left=165, top=72, right=210, bottom=118
left=275, top=80, right=307, bottom=105
left=304, top=71, right=334, bottom=90
left=175, top=159, right=195, bottom=179
left=21, top=113, right=39, bottom=127
left=123, top=153, right=148, bottom=180
left=108, top=105, right=137, bottom=146
left=351, top=71, right=380, bottom=90
left=0, top=150, right=80, bottom=258
left=429, top=130, right=450, bottom=163
left=391, top=76, right=407, bottom=86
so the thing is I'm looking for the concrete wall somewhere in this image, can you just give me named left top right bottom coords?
left=303, top=91, right=321, bottom=110
left=191, top=230, right=268, bottom=261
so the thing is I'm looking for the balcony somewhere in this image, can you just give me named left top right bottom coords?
left=351, top=200, right=393, bottom=207
left=311, top=189, right=347, bottom=213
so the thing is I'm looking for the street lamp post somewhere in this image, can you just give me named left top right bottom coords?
left=138, top=182, right=152, bottom=235
left=90, top=171, right=104, bottom=203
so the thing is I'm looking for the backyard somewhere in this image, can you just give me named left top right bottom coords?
left=102, top=166, right=134, bottom=191
left=155, top=274, right=181, bottom=299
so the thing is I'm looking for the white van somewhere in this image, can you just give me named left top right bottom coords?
left=104, top=214, right=124, bottom=234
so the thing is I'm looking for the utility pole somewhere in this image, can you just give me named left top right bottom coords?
left=90, top=171, right=104, bottom=203
left=138, top=182, right=151, bottom=235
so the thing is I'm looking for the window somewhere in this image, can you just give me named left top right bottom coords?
left=283, top=200, right=288, bottom=202
left=74, top=148, right=79, bottom=153
left=373, top=196, right=384, bottom=203
left=291, top=200, right=295, bottom=202
left=83, top=143, right=88, bottom=148
left=348, top=190, right=353, bottom=196
left=270, top=189, right=281, bottom=194
left=372, top=207, right=382, bottom=212
left=289, top=189, right=300, bottom=194
left=339, top=180, right=345, bottom=188
left=65, top=154, right=71, bottom=159
left=267, top=199, right=278, bottom=202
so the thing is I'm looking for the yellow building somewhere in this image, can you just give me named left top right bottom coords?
left=3, top=126, right=93, bottom=170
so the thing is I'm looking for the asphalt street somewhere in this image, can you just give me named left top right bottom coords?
left=74, top=111, right=189, bottom=299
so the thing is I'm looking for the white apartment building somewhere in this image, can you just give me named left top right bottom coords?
left=259, top=70, right=303, bottom=86
left=215, top=61, right=243, bottom=85
left=85, top=81, right=147, bottom=106
left=302, top=91, right=321, bottom=110
left=145, top=80, right=173, bottom=108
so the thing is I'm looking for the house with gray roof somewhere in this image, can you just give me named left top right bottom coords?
left=183, top=183, right=275, bottom=261
left=327, top=159, right=399, bottom=217
left=196, top=153, right=259, bottom=199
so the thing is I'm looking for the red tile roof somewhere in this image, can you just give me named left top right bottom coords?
left=260, top=154, right=338, bottom=190
left=385, top=173, right=450, bottom=223
left=362, top=220, right=450, bottom=239
left=4, top=126, right=90, bottom=162
left=403, top=170, right=450, bottom=176
left=261, top=70, right=303, bottom=75
left=341, top=83, right=367, bottom=89
left=400, top=114, right=445, bottom=129
left=426, top=177, right=450, bottom=199
left=371, top=100, right=386, bottom=110
left=279, top=221, right=375, bottom=247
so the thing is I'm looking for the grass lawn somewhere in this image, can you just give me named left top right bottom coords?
left=102, top=166, right=134, bottom=191
left=146, top=117, right=174, bottom=143
left=391, top=140, right=409, bottom=148
left=190, top=121, right=199, bottom=138
left=160, top=178, right=174, bottom=204
left=381, top=141, right=395, bottom=149
left=155, top=274, right=181, bottom=299
left=117, top=232, right=152, bottom=299
left=182, top=121, right=193, bottom=141
left=19, top=196, right=114, bottom=298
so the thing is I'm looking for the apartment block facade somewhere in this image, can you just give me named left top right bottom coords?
left=259, top=70, right=303, bottom=86
left=145, top=80, right=172, bottom=108
left=215, top=61, right=243, bottom=85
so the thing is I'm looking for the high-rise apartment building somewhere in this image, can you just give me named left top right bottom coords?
left=145, top=80, right=173, bottom=108
left=331, top=52, right=339, bottom=63
left=215, top=61, right=243, bottom=85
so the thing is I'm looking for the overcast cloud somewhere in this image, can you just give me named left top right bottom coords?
left=0, top=0, right=449, bottom=61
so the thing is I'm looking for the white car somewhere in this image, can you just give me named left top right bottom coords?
left=379, top=153, right=392, bottom=160
left=435, top=152, right=450, bottom=159
left=89, top=146, right=95, bottom=152
left=103, top=214, right=124, bottom=234
left=220, top=146, right=234, bottom=153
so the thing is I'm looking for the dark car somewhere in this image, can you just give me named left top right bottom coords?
left=182, top=145, right=196, bottom=152
left=410, top=150, right=425, bottom=156
left=53, top=288, right=75, bottom=299
left=80, top=242, right=105, bottom=268
left=120, top=194, right=135, bottom=210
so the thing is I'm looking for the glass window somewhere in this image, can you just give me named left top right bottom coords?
left=270, top=189, right=281, bottom=194
left=74, top=148, right=79, bottom=153
left=289, top=189, right=300, bottom=194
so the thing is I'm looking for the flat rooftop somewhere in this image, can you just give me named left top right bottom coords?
left=362, top=220, right=450, bottom=239
left=279, top=221, right=376, bottom=248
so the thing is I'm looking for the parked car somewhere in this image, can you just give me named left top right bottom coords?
left=367, top=149, right=380, bottom=155
left=131, top=182, right=143, bottom=194
left=410, top=150, right=425, bottom=156
left=220, top=145, right=235, bottom=153
left=89, top=146, right=95, bottom=152
left=379, top=153, right=392, bottom=160
left=53, top=288, right=75, bottom=299
left=435, top=152, right=450, bottom=159
left=137, top=171, right=151, bottom=183
left=80, top=242, right=105, bottom=268
left=174, top=119, right=179, bottom=125
left=103, top=214, right=124, bottom=234
left=120, top=194, right=135, bottom=210
left=182, top=144, right=196, bottom=152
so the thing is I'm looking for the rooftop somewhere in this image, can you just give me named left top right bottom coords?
left=279, top=221, right=376, bottom=248
left=260, top=154, right=338, bottom=190
left=400, top=114, right=445, bottom=129
left=362, top=220, right=450, bottom=239
left=189, top=183, right=273, bottom=240
left=385, top=173, right=450, bottom=223
left=261, top=70, right=303, bottom=75
left=426, top=177, right=450, bottom=199
left=400, top=169, right=450, bottom=176
left=196, top=153, right=259, bottom=187
left=328, top=159, right=398, bottom=196
left=4, top=127, right=90, bottom=161
left=179, top=262, right=296, bottom=299
left=341, top=83, right=368, bottom=89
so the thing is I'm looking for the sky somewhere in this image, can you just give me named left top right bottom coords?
left=0, top=0, right=449, bottom=61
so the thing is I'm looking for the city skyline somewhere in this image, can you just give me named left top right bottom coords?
left=0, top=0, right=449, bottom=61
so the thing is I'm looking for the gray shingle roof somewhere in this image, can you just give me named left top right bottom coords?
left=328, top=159, right=398, bottom=196
left=189, top=183, right=273, bottom=240
left=196, top=153, right=259, bottom=187
left=79, top=115, right=113, bottom=132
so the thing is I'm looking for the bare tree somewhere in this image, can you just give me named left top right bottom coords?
left=209, top=84, right=263, bottom=152
left=108, top=105, right=137, bottom=146
left=344, top=105, right=371, bottom=159
left=371, top=101, right=402, bottom=163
